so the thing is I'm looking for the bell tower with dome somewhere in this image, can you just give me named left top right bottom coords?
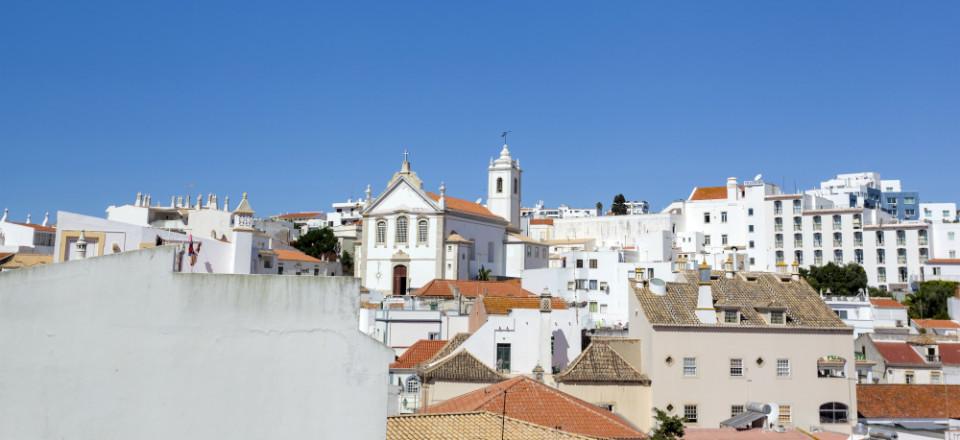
left=487, top=143, right=522, bottom=229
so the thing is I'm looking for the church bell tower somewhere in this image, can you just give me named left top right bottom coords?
left=487, top=143, right=521, bottom=228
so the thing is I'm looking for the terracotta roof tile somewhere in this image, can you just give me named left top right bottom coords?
left=415, top=279, right=535, bottom=299
left=689, top=186, right=728, bottom=201
left=529, top=218, right=554, bottom=226
left=873, top=342, right=925, bottom=366
left=482, top=297, right=567, bottom=315
left=555, top=340, right=650, bottom=384
left=870, top=298, right=907, bottom=309
left=273, top=248, right=323, bottom=263
left=274, top=212, right=323, bottom=220
left=913, top=319, right=960, bottom=329
left=7, top=221, right=56, bottom=233
left=419, top=350, right=504, bottom=383
left=857, top=384, right=960, bottom=419
left=426, top=192, right=505, bottom=222
left=391, top=340, right=447, bottom=369
left=421, top=376, right=645, bottom=439
left=387, top=411, right=596, bottom=440
left=429, top=333, right=471, bottom=362
left=926, top=258, right=960, bottom=265
left=939, top=343, right=960, bottom=366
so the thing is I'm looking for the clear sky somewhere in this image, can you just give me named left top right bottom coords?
left=2, top=1, right=958, bottom=221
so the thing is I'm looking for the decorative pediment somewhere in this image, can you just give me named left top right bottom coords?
left=364, top=177, right=441, bottom=217
left=391, top=249, right=410, bottom=261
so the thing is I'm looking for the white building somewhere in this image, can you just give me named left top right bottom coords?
left=358, top=146, right=543, bottom=295
left=0, top=210, right=55, bottom=255
left=550, top=212, right=678, bottom=251
left=0, top=246, right=394, bottom=439
left=920, top=202, right=958, bottom=223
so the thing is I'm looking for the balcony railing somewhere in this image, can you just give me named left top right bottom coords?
left=834, top=239, right=843, bottom=247
left=794, top=240, right=803, bottom=248
left=833, top=222, right=842, bottom=229
left=814, top=224, right=822, bottom=231
left=854, top=239, right=863, bottom=247
left=774, top=208, right=783, bottom=215
left=775, top=224, right=783, bottom=232
left=919, top=238, right=929, bottom=246
left=926, top=354, right=941, bottom=363
left=775, top=241, right=783, bottom=249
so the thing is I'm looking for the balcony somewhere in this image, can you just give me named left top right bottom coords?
left=775, top=224, right=783, bottom=232
left=833, top=222, right=842, bottom=230
left=919, top=237, right=929, bottom=246
left=774, top=208, right=783, bottom=215
left=926, top=354, right=941, bottom=363
left=854, top=239, right=863, bottom=247
left=813, top=224, right=822, bottom=231
left=775, top=241, right=784, bottom=249
left=834, top=239, right=843, bottom=247
left=794, top=240, right=803, bottom=248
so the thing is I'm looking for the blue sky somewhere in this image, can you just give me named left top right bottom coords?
left=2, top=1, right=958, bottom=221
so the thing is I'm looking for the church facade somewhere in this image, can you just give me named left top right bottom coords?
left=358, top=145, right=544, bottom=295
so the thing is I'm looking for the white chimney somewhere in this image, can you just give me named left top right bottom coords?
left=42, top=212, right=49, bottom=227
left=75, top=230, right=88, bottom=260
left=538, top=287, right=553, bottom=375
left=695, top=260, right=717, bottom=324
left=726, top=177, right=738, bottom=201
left=724, top=254, right=735, bottom=279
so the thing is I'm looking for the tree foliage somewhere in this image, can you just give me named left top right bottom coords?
left=798, top=262, right=867, bottom=296
left=291, top=228, right=338, bottom=259
left=611, top=194, right=627, bottom=216
left=650, top=408, right=685, bottom=440
left=340, top=250, right=354, bottom=276
left=596, top=201, right=603, bottom=216
left=906, top=281, right=957, bottom=320
left=477, top=265, right=491, bottom=281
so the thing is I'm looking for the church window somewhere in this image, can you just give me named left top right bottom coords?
left=376, top=220, right=386, bottom=245
left=488, top=241, right=495, bottom=263
left=496, top=177, right=503, bottom=193
left=417, top=219, right=428, bottom=244
left=513, top=178, right=518, bottom=194
left=396, top=217, right=408, bottom=244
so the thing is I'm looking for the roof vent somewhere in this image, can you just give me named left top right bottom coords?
left=650, top=278, right=667, bottom=296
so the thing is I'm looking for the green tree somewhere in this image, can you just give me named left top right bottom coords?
left=611, top=194, right=627, bottom=216
left=906, top=281, right=957, bottom=320
left=650, top=408, right=685, bottom=440
left=798, top=262, right=867, bottom=296
left=340, top=250, right=354, bottom=276
left=291, top=228, right=338, bottom=259
left=868, top=286, right=892, bottom=298
left=477, top=265, right=491, bottom=281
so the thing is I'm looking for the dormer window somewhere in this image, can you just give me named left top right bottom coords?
left=770, top=310, right=785, bottom=325
left=724, top=310, right=739, bottom=324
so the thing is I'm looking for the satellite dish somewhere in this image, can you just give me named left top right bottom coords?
left=754, top=174, right=763, bottom=181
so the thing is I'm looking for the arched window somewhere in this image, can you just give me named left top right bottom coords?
left=396, top=216, right=408, bottom=244
left=496, top=177, right=503, bottom=193
left=405, top=376, right=420, bottom=394
left=513, top=178, right=518, bottom=194
left=376, top=220, right=387, bottom=245
left=417, top=219, right=428, bottom=244
left=819, top=402, right=848, bottom=423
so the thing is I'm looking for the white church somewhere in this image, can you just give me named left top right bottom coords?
left=358, top=144, right=548, bottom=295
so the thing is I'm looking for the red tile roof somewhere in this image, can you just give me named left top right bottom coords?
left=8, top=221, right=56, bottom=233
left=870, top=298, right=906, bottom=309
left=421, top=376, right=645, bottom=440
left=927, top=258, right=960, bottom=265
left=391, top=340, right=447, bottom=369
left=873, top=342, right=924, bottom=366
left=689, top=186, right=728, bottom=201
left=414, top=279, right=535, bottom=299
left=529, top=218, right=554, bottom=226
left=913, top=319, right=960, bottom=329
left=426, top=192, right=504, bottom=222
left=939, top=343, right=960, bottom=366
left=858, top=384, right=960, bottom=419
left=684, top=428, right=845, bottom=440
left=275, top=212, right=323, bottom=220
left=274, top=248, right=322, bottom=264
left=482, top=297, right=567, bottom=315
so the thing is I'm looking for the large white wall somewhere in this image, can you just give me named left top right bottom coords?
left=0, top=247, right=393, bottom=440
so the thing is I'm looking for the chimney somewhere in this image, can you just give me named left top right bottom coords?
left=223, top=196, right=230, bottom=212
left=25, top=213, right=31, bottom=224
left=724, top=254, right=735, bottom=279
left=135, top=192, right=143, bottom=206
left=538, top=287, right=553, bottom=375
left=695, top=260, right=717, bottom=324
left=42, top=212, right=49, bottom=227
left=726, top=177, right=738, bottom=201
left=791, top=260, right=801, bottom=281
left=75, top=230, right=88, bottom=259
left=438, top=182, right=447, bottom=210
left=1, top=208, right=7, bottom=223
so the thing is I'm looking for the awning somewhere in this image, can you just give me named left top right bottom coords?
left=719, top=411, right=767, bottom=429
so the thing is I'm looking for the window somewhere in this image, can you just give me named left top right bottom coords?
left=589, top=279, right=598, bottom=290
left=589, top=259, right=598, bottom=269
left=833, top=250, right=843, bottom=265
left=919, top=230, right=928, bottom=245
left=814, top=250, right=823, bottom=265
left=748, top=208, right=754, bottom=216
left=813, top=233, right=822, bottom=248
left=495, top=343, right=511, bottom=372
left=721, top=211, right=728, bottom=223
left=589, top=301, right=598, bottom=313
left=833, top=232, right=842, bottom=247
left=770, top=311, right=785, bottom=325
left=904, top=196, right=916, bottom=205
left=722, top=234, right=728, bottom=245
left=905, top=209, right=916, bottom=217
left=405, top=376, right=420, bottom=394
left=793, top=199, right=802, bottom=214
left=778, top=405, right=792, bottom=424
left=835, top=310, right=848, bottom=319
left=854, top=231, right=863, bottom=247
left=819, top=402, right=848, bottom=424
left=877, top=267, right=886, bottom=283
left=496, top=177, right=503, bottom=193
left=793, top=217, right=802, bottom=231
left=683, top=405, right=698, bottom=423
left=794, top=250, right=803, bottom=265
left=931, top=371, right=942, bottom=384
left=776, top=251, right=785, bottom=264
left=576, top=259, right=584, bottom=268
left=877, top=249, right=885, bottom=264
left=748, top=224, right=755, bottom=233
left=376, top=220, right=387, bottom=244
left=897, top=248, right=907, bottom=265
left=526, top=246, right=531, bottom=257
left=513, top=178, right=518, bottom=194
left=683, top=357, right=697, bottom=377
left=775, top=234, right=783, bottom=249
left=813, top=216, right=822, bottom=230
left=774, top=201, right=783, bottom=215
left=704, top=235, right=711, bottom=246
left=855, top=249, right=863, bottom=264
left=749, top=240, right=755, bottom=249
left=313, top=267, right=320, bottom=276
left=730, top=358, right=744, bottom=377
left=395, top=217, right=408, bottom=244
left=417, top=219, right=428, bottom=244
left=731, top=405, right=745, bottom=418
left=951, top=250, right=958, bottom=259
left=777, top=359, right=790, bottom=376
left=724, top=310, right=738, bottom=324
left=905, top=371, right=914, bottom=384
left=775, top=217, right=783, bottom=232
left=886, top=197, right=897, bottom=204
left=704, top=212, right=711, bottom=224
left=897, top=230, right=906, bottom=246
left=794, top=234, right=803, bottom=248
left=950, top=232, right=957, bottom=241
left=487, top=241, right=494, bottom=263
left=277, top=264, right=284, bottom=275
left=833, top=215, right=842, bottom=229
left=876, top=231, right=885, bottom=245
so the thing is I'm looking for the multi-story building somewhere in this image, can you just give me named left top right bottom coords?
left=806, top=172, right=882, bottom=209
left=879, top=179, right=921, bottom=221
left=857, top=333, right=960, bottom=385
left=920, top=202, right=958, bottom=223
left=628, top=266, right=856, bottom=433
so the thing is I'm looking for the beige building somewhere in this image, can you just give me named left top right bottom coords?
left=628, top=265, right=856, bottom=433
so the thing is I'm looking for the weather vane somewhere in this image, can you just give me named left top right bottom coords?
left=501, top=130, right=511, bottom=144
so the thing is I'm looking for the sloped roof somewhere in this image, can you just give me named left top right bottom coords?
left=555, top=340, right=650, bottom=385
left=391, top=340, right=447, bottom=369
left=415, top=279, right=535, bottom=299
left=274, top=212, right=323, bottom=220
left=273, top=248, right=322, bottom=264
left=426, top=192, right=505, bottom=222
left=429, top=333, right=471, bottom=362
left=939, top=343, right=960, bottom=366
left=858, top=384, right=960, bottom=419
left=926, top=258, right=960, bottom=265
left=873, top=342, right=925, bottom=366
left=870, top=298, right=907, bottom=309
left=482, top=297, right=567, bottom=315
left=913, top=319, right=960, bottom=330
left=8, top=221, right=56, bottom=233
left=421, top=376, right=645, bottom=440
left=419, top=350, right=504, bottom=383
left=689, top=186, right=728, bottom=201
left=529, top=218, right=554, bottom=226
left=632, top=271, right=847, bottom=329
left=387, top=412, right=596, bottom=440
